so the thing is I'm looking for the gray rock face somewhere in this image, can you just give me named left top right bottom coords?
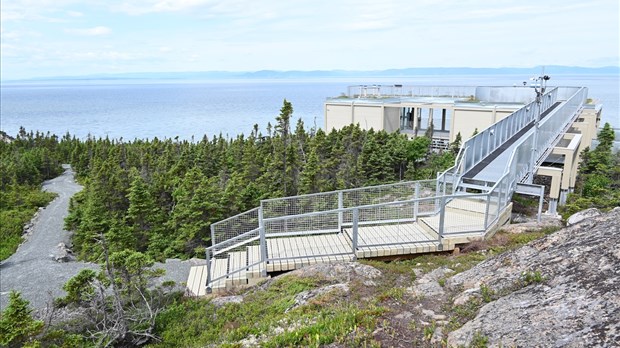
left=407, top=267, right=454, bottom=298
left=567, top=207, right=602, bottom=226
left=290, top=283, right=349, bottom=310
left=447, top=208, right=620, bottom=347
left=211, top=295, right=244, bottom=307
left=288, top=262, right=381, bottom=283
left=503, top=214, right=563, bottom=234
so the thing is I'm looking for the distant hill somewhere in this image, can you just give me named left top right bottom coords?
left=4, top=66, right=618, bottom=82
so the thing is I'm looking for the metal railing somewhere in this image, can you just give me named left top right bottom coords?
left=534, top=87, right=587, bottom=168
left=438, top=87, right=559, bottom=189
left=340, top=85, right=477, bottom=99
left=203, top=86, right=587, bottom=291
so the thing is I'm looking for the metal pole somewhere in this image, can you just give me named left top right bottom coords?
left=205, top=248, right=212, bottom=294
left=258, top=207, right=267, bottom=277
left=537, top=186, right=544, bottom=223
left=484, top=193, right=491, bottom=230
left=338, top=191, right=343, bottom=230
left=414, top=183, right=419, bottom=220
left=352, top=208, right=359, bottom=260
left=438, top=196, right=446, bottom=250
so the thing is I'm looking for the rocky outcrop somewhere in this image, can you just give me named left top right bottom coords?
left=447, top=207, right=620, bottom=347
left=503, top=213, right=563, bottom=234
left=288, top=262, right=382, bottom=284
left=567, top=207, right=602, bottom=226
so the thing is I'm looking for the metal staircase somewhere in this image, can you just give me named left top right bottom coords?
left=186, top=86, right=588, bottom=295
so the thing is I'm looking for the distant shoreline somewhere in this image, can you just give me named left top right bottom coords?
left=2, top=65, right=618, bottom=84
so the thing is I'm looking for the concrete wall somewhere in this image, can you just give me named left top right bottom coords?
left=451, top=107, right=519, bottom=141
left=384, top=107, right=401, bottom=132
left=325, top=103, right=354, bottom=131
left=451, top=108, right=494, bottom=141
left=353, top=105, right=383, bottom=130
left=325, top=102, right=385, bottom=131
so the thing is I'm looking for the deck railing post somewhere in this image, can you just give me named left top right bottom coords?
left=497, top=181, right=504, bottom=222
left=205, top=248, right=212, bottom=294
left=352, top=208, right=359, bottom=260
left=338, top=191, right=344, bottom=230
left=258, top=207, right=267, bottom=277
left=413, top=183, right=420, bottom=220
left=438, top=196, right=446, bottom=250
left=435, top=180, right=441, bottom=214
left=210, top=224, right=216, bottom=249
left=484, top=193, right=491, bottom=230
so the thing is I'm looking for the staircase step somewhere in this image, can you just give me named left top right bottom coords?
left=186, top=265, right=209, bottom=297
left=210, top=258, right=228, bottom=291
left=247, top=245, right=264, bottom=279
left=446, top=197, right=489, bottom=215
left=226, top=251, right=248, bottom=287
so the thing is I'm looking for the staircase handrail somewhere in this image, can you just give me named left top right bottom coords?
left=438, top=87, right=559, bottom=188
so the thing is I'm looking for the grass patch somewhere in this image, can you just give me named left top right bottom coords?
left=152, top=274, right=383, bottom=347
left=0, top=188, right=56, bottom=260
left=469, top=331, right=489, bottom=347
left=520, top=270, right=546, bottom=285
left=446, top=298, right=484, bottom=332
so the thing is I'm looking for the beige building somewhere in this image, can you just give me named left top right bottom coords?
left=324, top=85, right=541, bottom=148
left=324, top=84, right=602, bottom=213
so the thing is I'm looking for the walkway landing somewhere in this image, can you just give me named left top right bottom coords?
left=187, top=197, right=502, bottom=295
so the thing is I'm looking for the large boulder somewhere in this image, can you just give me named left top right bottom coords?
left=447, top=207, right=620, bottom=347
left=567, top=207, right=602, bottom=226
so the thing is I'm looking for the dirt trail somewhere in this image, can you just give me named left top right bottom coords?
left=0, top=165, right=191, bottom=311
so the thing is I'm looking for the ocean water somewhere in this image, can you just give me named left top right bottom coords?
left=1, top=75, right=618, bottom=141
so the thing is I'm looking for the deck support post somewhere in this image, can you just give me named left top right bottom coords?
left=352, top=208, right=359, bottom=260
left=537, top=185, right=544, bottom=223
left=338, top=191, right=344, bottom=230
left=258, top=207, right=268, bottom=277
left=438, top=196, right=446, bottom=250
left=205, top=248, right=212, bottom=294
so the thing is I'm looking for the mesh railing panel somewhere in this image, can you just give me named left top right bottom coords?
left=535, top=87, right=586, bottom=164
left=456, top=88, right=558, bottom=178
left=261, top=192, right=339, bottom=219
left=342, top=181, right=419, bottom=208
left=211, top=207, right=260, bottom=249
left=264, top=212, right=339, bottom=235
left=486, top=185, right=501, bottom=227
left=442, top=193, right=488, bottom=234
left=356, top=201, right=415, bottom=224
left=208, top=228, right=262, bottom=285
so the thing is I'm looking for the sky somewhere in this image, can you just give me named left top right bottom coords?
left=1, top=0, right=619, bottom=80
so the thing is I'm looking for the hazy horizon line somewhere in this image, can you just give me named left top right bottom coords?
left=2, top=65, right=618, bottom=83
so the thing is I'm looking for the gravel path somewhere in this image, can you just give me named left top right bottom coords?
left=0, top=165, right=193, bottom=311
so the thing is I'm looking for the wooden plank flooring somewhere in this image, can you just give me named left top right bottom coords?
left=190, top=210, right=500, bottom=295
left=350, top=223, right=440, bottom=258
left=265, top=233, right=354, bottom=272
left=227, top=251, right=248, bottom=287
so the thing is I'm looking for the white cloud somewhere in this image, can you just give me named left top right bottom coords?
left=66, top=26, right=112, bottom=36
left=114, top=0, right=218, bottom=15
left=66, top=10, right=84, bottom=17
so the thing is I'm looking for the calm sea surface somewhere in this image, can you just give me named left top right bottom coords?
left=1, top=75, right=618, bottom=141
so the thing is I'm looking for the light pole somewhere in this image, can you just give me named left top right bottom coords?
left=528, top=71, right=550, bottom=183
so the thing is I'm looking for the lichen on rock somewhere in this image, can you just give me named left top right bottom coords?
left=447, top=207, right=620, bottom=347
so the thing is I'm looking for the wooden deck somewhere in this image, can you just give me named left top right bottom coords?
left=187, top=197, right=509, bottom=295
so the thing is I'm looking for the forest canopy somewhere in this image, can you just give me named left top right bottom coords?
left=1, top=101, right=457, bottom=262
